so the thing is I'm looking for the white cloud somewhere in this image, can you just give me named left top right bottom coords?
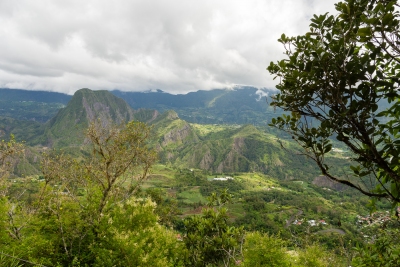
left=0, top=0, right=338, bottom=95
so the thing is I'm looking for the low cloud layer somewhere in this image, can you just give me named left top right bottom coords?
left=0, top=0, right=337, bottom=95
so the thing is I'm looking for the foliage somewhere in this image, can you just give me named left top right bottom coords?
left=42, top=120, right=156, bottom=216
left=145, top=187, right=180, bottom=227
left=0, top=120, right=160, bottom=266
left=200, top=179, right=244, bottom=197
left=0, top=251, right=23, bottom=267
left=91, top=197, right=185, bottom=267
left=352, top=228, right=400, bottom=267
left=296, top=244, right=345, bottom=267
left=183, top=190, right=245, bottom=266
left=268, top=0, right=400, bottom=203
left=242, top=232, right=291, bottom=267
left=0, top=135, right=24, bottom=196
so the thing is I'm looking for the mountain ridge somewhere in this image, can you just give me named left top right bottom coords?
left=0, top=87, right=283, bottom=125
left=0, top=88, right=349, bottom=182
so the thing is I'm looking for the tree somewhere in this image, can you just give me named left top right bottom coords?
left=268, top=0, right=400, bottom=203
left=41, top=120, right=156, bottom=217
left=30, top=120, right=158, bottom=265
left=183, top=190, right=244, bottom=267
left=89, top=197, right=186, bottom=267
left=242, top=232, right=291, bottom=267
left=0, top=135, right=24, bottom=196
left=352, top=228, right=400, bottom=266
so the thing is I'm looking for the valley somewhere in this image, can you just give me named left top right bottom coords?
left=0, top=87, right=397, bottom=266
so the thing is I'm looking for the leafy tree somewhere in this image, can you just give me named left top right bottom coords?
left=183, top=190, right=244, bottom=267
left=268, top=0, right=400, bottom=203
left=90, top=197, right=185, bottom=267
left=0, top=135, right=24, bottom=196
left=0, top=138, right=52, bottom=267
left=145, top=188, right=180, bottom=227
left=11, top=120, right=159, bottom=266
left=41, top=120, right=156, bottom=218
left=296, top=244, right=345, bottom=267
left=242, top=232, right=291, bottom=267
left=352, top=228, right=400, bottom=266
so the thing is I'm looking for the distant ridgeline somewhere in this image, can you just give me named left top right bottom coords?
left=0, top=87, right=284, bottom=125
left=0, top=88, right=71, bottom=122
left=112, top=86, right=284, bottom=125
left=0, top=88, right=349, bottom=182
left=0, top=88, right=71, bottom=104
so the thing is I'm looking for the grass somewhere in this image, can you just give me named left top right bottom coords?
left=235, top=173, right=280, bottom=190
left=190, top=123, right=239, bottom=138
left=177, top=187, right=207, bottom=204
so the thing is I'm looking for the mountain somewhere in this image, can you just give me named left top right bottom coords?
left=0, top=88, right=349, bottom=182
left=40, top=88, right=157, bottom=147
left=0, top=88, right=71, bottom=123
left=0, top=88, right=71, bottom=104
left=112, top=86, right=282, bottom=125
left=0, top=116, right=43, bottom=142
left=0, top=87, right=282, bottom=125
left=0, top=88, right=163, bottom=175
left=0, top=88, right=157, bottom=146
left=151, top=115, right=326, bottom=180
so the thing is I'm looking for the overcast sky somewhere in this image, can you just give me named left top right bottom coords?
left=0, top=0, right=338, bottom=95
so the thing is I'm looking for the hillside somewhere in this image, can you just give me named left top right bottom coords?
left=154, top=118, right=348, bottom=181
left=40, top=88, right=154, bottom=147
left=0, top=88, right=71, bottom=122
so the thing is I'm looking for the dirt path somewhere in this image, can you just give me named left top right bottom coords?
left=285, top=209, right=303, bottom=228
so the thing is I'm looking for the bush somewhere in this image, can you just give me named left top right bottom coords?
left=242, top=232, right=291, bottom=267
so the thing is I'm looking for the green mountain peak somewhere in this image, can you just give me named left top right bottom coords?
left=43, top=88, right=135, bottom=147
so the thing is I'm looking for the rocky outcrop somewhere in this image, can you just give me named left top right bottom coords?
left=312, top=176, right=347, bottom=191
left=162, top=123, right=193, bottom=147
left=233, top=137, right=245, bottom=151
left=215, top=137, right=247, bottom=173
left=43, top=88, right=138, bottom=148
left=199, top=149, right=214, bottom=170
left=165, top=110, right=179, bottom=120
left=149, top=110, right=160, bottom=123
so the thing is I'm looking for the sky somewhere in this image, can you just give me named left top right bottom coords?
left=0, top=0, right=338, bottom=95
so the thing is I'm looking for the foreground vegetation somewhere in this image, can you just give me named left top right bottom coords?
left=1, top=124, right=400, bottom=266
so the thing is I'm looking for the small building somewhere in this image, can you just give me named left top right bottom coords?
left=308, top=220, right=316, bottom=226
left=212, top=177, right=234, bottom=181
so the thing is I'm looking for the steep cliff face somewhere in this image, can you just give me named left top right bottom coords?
left=312, top=176, right=347, bottom=191
left=161, top=123, right=193, bottom=147
left=42, top=88, right=138, bottom=147
left=199, top=149, right=214, bottom=170
left=215, top=138, right=248, bottom=173
left=133, top=109, right=160, bottom=123
left=156, top=123, right=321, bottom=179
left=153, top=111, right=198, bottom=148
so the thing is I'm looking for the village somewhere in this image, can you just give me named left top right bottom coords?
left=290, top=209, right=398, bottom=229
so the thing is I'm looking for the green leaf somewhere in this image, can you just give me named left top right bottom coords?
left=382, top=13, right=394, bottom=25
left=358, top=27, right=371, bottom=37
